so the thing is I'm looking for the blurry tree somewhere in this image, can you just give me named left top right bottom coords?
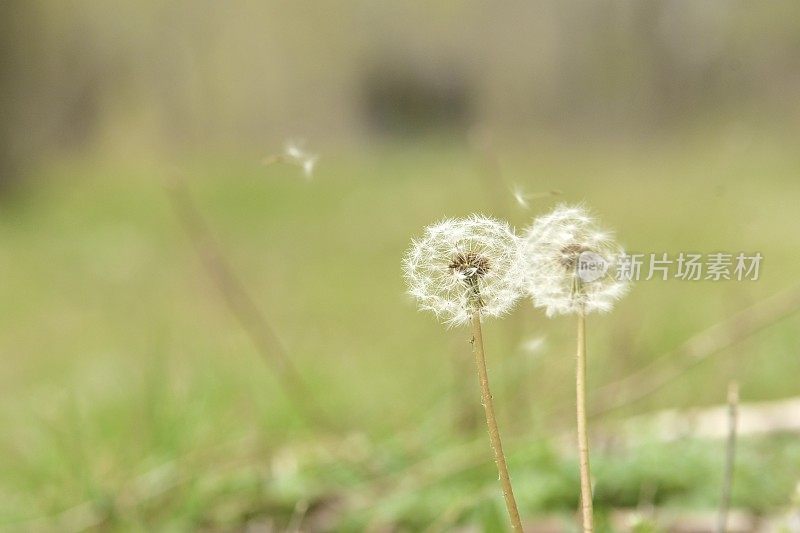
left=0, top=1, right=111, bottom=194
left=0, top=0, right=33, bottom=193
left=361, top=56, right=474, bottom=137
left=2, top=0, right=800, bottom=171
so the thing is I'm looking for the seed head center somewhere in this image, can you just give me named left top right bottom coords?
left=559, top=244, right=590, bottom=269
left=449, top=251, right=490, bottom=280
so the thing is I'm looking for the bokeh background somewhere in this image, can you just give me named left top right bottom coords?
left=2, top=1, right=800, bottom=531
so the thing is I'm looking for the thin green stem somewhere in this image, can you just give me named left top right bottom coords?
left=470, top=310, right=524, bottom=532
left=576, top=311, right=593, bottom=532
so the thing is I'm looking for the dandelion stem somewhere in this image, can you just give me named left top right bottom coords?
left=576, top=311, right=593, bottom=532
left=470, top=310, right=523, bottom=532
left=717, top=381, right=739, bottom=533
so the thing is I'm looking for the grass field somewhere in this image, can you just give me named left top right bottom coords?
left=2, top=133, right=800, bottom=530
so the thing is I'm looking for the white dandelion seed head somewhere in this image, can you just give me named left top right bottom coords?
left=403, top=215, right=524, bottom=327
left=522, top=204, right=629, bottom=317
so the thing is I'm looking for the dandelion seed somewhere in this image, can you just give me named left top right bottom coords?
left=511, top=184, right=531, bottom=209
left=522, top=203, right=629, bottom=317
left=262, top=139, right=318, bottom=180
left=403, top=215, right=524, bottom=327
left=284, top=140, right=318, bottom=180
left=284, top=140, right=307, bottom=160
left=301, top=156, right=317, bottom=179
left=511, top=184, right=562, bottom=209
left=520, top=335, right=547, bottom=355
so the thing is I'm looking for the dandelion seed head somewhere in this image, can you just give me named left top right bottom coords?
left=403, top=215, right=524, bottom=326
left=522, top=204, right=629, bottom=317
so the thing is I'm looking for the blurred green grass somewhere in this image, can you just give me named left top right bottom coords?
left=1, top=135, right=800, bottom=530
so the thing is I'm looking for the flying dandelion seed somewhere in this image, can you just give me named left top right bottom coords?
left=520, top=334, right=547, bottom=354
left=522, top=203, right=629, bottom=317
left=283, top=140, right=318, bottom=180
left=284, top=140, right=306, bottom=160
left=511, top=184, right=562, bottom=209
left=403, top=215, right=524, bottom=327
left=262, top=139, right=318, bottom=180
left=301, top=156, right=317, bottom=179
left=511, top=184, right=531, bottom=209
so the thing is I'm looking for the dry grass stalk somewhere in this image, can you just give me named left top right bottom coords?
left=166, top=178, right=332, bottom=429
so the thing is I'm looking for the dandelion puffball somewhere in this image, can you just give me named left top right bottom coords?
left=522, top=204, right=629, bottom=317
left=403, top=215, right=523, bottom=326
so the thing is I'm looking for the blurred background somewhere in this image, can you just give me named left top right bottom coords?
left=2, top=1, right=800, bottom=531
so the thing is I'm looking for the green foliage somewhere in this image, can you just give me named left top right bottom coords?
left=1, top=139, right=800, bottom=529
